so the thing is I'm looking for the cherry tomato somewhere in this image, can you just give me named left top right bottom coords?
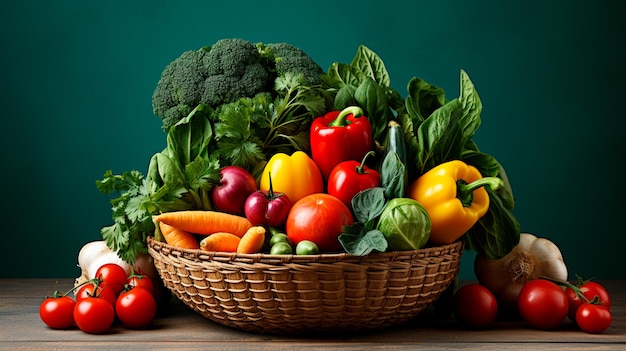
left=73, top=296, right=115, bottom=334
left=518, top=279, right=568, bottom=330
left=127, top=274, right=154, bottom=294
left=95, top=263, right=128, bottom=295
left=39, top=295, right=75, bottom=329
left=75, top=281, right=117, bottom=307
left=115, top=287, right=157, bottom=328
left=295, top=240, right=320, bottom=255
left=453, top=283, right=498, bottom=328
left=270, top=241, right=293, bottom=254
left=286, top=193, right=354, bottom=252
left=566, top=281, right=611, bottom=322
left=576, top=303, right=612, bottom=334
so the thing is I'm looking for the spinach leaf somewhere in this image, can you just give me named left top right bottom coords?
left=333, top=84, right=358, bottom=109
left=354, top=78, right=390, bottom=141
left=351, top=45, right=391, bottom=86
left=325, top=62, right=365, bottom=88
left=405, top=77, right=447, bottom=123
left=381, top=151, right=406, bottom=199
left=339, top=224, right=388, bottom=256
left=458, top=69, right=482, bottom=142
left=464, top=186, right=521, bottom=259
left=351, top=187, right=387, bottom=223
left=415, top=98, right=464, bottom=174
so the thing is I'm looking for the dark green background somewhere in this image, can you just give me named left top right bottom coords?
left=2, top=1, right=624, bottom=280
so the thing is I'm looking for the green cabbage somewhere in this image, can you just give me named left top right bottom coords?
left=376, top=198, right=431, bottom=250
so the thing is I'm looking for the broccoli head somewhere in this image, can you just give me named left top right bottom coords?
left=152, top=38, right=324, bottom=131
left=258, top=42, right=324, bottom=86
left=152, top=38, right=268, bottom=131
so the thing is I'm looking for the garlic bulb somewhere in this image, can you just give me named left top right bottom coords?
left=474, top=233, right=568, bottom=312
left=75, top=241, right=132, bottom=287
left=75, top=241, right=162, bottom=287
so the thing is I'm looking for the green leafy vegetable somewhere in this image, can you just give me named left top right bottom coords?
left=339, top=223, right=387, bottom=256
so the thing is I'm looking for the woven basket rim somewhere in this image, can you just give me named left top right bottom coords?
left=147, top=236, right=463, bottom=265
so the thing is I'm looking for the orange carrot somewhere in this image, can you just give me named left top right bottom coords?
left=158, top=221, right=199, bottom=249
left=153, top=210, right=253, bottom=237
left=200, top=232, right=241, bottom=252
left=236, top=226, right=267, bottom=254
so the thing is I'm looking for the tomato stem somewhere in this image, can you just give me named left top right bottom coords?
left=356, top=151, right=376, bottom=174
left=540, top=276, right=594, bottom=304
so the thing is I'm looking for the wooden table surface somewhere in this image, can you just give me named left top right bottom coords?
left=1, top=279, right=624, bottom=350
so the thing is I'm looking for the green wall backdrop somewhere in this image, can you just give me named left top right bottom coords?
left=2, top=1, right=625, bottom=280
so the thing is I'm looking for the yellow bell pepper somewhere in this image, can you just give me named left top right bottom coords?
left=408, top=160, right=503, bottom=244
left=260, top=151, right=324, bottom=204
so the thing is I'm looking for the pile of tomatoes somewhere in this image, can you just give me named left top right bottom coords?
left=39, top=263, right=157, bottom=334
left=453, top=278, right=612, bottom=334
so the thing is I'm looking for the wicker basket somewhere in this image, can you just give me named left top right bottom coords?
left=148, top=237, right=462, bottom=334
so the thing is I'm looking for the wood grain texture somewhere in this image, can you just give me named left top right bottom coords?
left=1, top=279, right=624, bottom=351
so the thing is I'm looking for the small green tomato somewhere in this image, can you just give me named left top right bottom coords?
left=269, top=233, right=290, bottom=247
left=296, top=240, right=320, bottom=255
left=270, top=242, right=293, bottom=255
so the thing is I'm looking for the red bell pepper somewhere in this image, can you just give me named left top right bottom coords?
left=310, top=106, right=373, bottom=179
left=327, top=151, right=381, bottom=210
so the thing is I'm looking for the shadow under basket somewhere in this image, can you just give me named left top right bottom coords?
left=147, top=237, right=463, bottom=334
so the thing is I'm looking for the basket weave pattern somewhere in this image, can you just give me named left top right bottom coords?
left=148, top=237, right=462, bottom=334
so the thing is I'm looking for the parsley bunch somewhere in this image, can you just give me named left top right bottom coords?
left=213, top=72, right=328, bottom=178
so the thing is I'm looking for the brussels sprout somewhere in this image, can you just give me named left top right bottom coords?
left=376, top=198, right=431, bottom=250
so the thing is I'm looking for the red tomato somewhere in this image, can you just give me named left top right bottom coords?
left=453, top=283, right=498, bottom=328
left=73, top=296, right=115, bottom=334
left=39, top=295, right=75, bottom=329
left=75, top=281, right=117, bottom=307
left=576, top=303, right=612, bottom=334
left=518, top=279, right=568, bottom=330
left=127, top=274, right=154, bottom=294
left=327, top=156, right=381, bottom=210
left=566, top=281, right=611, bottom=322
left=286, top=193, right=354, bottom=252
left=95, top=263, right=128, bottom=295
left=115, top=287, right=157, bottom=328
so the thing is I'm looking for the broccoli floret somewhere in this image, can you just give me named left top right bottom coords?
left=152, top=38, right=324, bottom=131
left=152, top=38, right=269, bottom=131
left=258, top=42, right=324, bottom=86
